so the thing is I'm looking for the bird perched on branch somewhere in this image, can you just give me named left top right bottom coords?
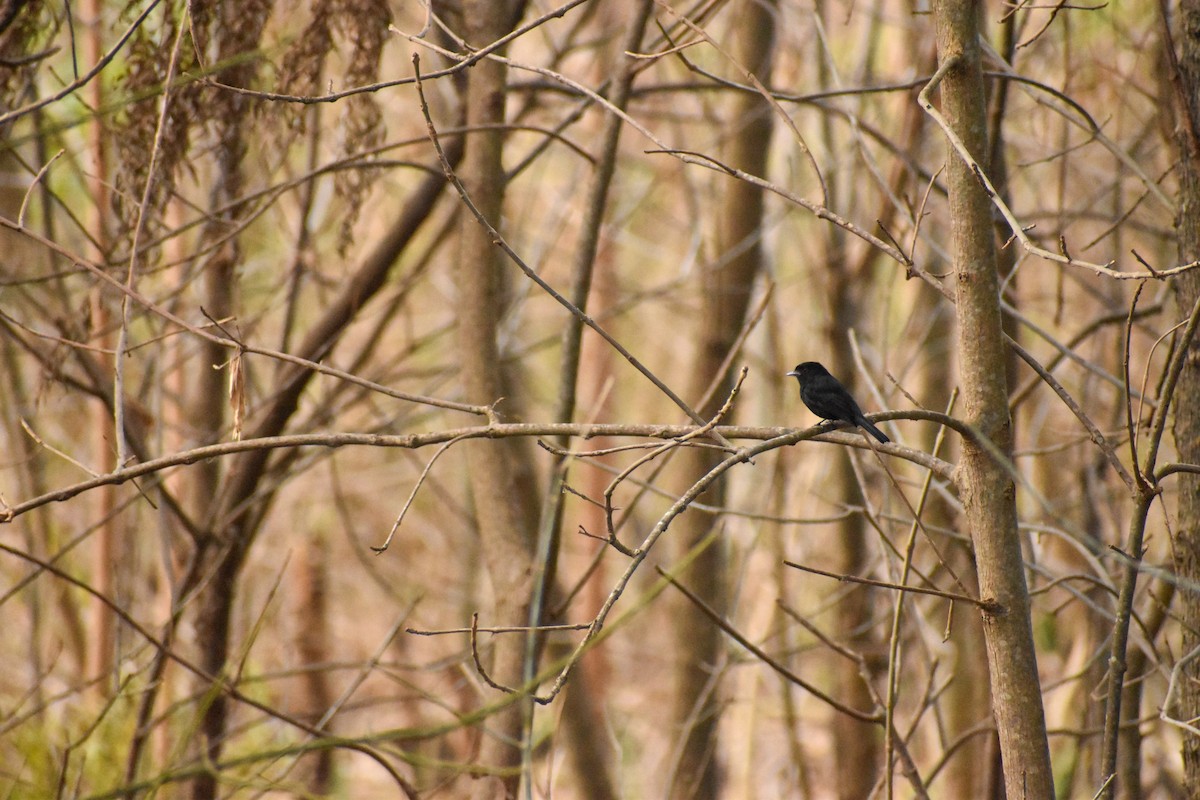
left=787, top=361, right=890, bottom=444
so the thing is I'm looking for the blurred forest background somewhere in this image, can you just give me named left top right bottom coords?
left=2, top=0, right=1200, bottom=798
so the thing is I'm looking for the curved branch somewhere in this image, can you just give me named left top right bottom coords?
left=1, top=417, right=957, bottom=522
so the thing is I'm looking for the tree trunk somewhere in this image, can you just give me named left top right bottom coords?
left=549, top=4, right=655, bottom=797
left=189, top=12, right=256, bottom=792
left=667, top=4, right=775, bottom=799
left=930, top=1, right=1055, bottom=796
left=455, top=3, right=540, bottom=798
left=1169, top=1, right=1200, bottom=795
left=183, top=17, right=463, bottom=796
left=812, top=0, right=882, bottom=792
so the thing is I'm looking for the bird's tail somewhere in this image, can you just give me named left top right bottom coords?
left=860, top=418, right=890, bottom=444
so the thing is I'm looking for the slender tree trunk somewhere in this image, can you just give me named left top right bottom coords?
left=1168, top=1, right=1200, bottom=795
left=0, top=7, right=84, bottom=701
left=812, top=1, right=881, bottom=793
left=549, top=5, right=655, bottom=798
left=189, top=9, right=262, bottom=791
left=295, top=531, right=334, bottom=793
left=455, top=3, right=539, bottom=797
left=667, top=4, right=775, bottom=798
left=930, top=1, right=1055, bottom=796
left=81, top=0, right=119, bottom=694
left=912, top=287, right=998, bottom=799
left=181, top=7, right=459, bottom=794
left=189, top=243, right=238, bottom=800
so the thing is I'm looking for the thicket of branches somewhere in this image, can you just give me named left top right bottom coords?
left=1, top=1, right=1199, bottom=798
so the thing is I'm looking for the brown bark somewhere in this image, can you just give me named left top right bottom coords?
left=81, top=0, right=118, bottom=692
left=0, top=7, right=84, bottom=695
left=930, top=1, right=1055, bottom=796
left=454, top=3, right=539, bottom=797
left=822, top=179, right=880, bottom=800
left=1169, top=1, right=1200, bottom=795
left=183, top=26, right=464, bottom=799
left=188, top=11, right=270, bottom=795
left=913, top=287, right=997, bottom=799
left=295, top=531, right=335, bottom=793
left=667, top=4, right=775, bottom=799
left=819, top=27, right=880, bottom=800
left=549, top=4, right=655, bottom=798
left=183, top=151, right=462, bottom=796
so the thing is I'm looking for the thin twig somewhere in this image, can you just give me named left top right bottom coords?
left=883, top=389, right=958, bottom=795
left=659, top=568, right=881, bottom=722
left=783, top=560, right=999, bottom=613
left=407, top=622, right=592, bottom=636
left=371, top=433, right=472, bottom=553
left=18, top=150, right=63, bottom=229
left=602, top=367, right=749, bottom=555
left=20, top=419, right=100, bottom=478
left=920, top=54, right=1194, bottom=278
left=1126, top=283, right=1149, bottom=489
left=1099, top=290, right=1200, bottom=792
left=0, top=0, right=165, bottom=127
left=654, top=2, right=828, bottom=204
left=114, top=5, right=188, bottom=470
left=412, top=54, right=735, bottom=450
left=0, top=215, right=493, bottom=420
left=531, top=433, right=783, bottom=706
left=470, top=613, right=516, bottom=695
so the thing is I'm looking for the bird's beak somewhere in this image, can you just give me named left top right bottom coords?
left=786, top=370, right=798, bottom=378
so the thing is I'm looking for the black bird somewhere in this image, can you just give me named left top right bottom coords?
left=787, top=361, right=890, bottom=444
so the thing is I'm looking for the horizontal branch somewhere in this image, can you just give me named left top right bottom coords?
left=784, top=560, right=1000, bottom=614
left=2, top=415, right=957, bottom=522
